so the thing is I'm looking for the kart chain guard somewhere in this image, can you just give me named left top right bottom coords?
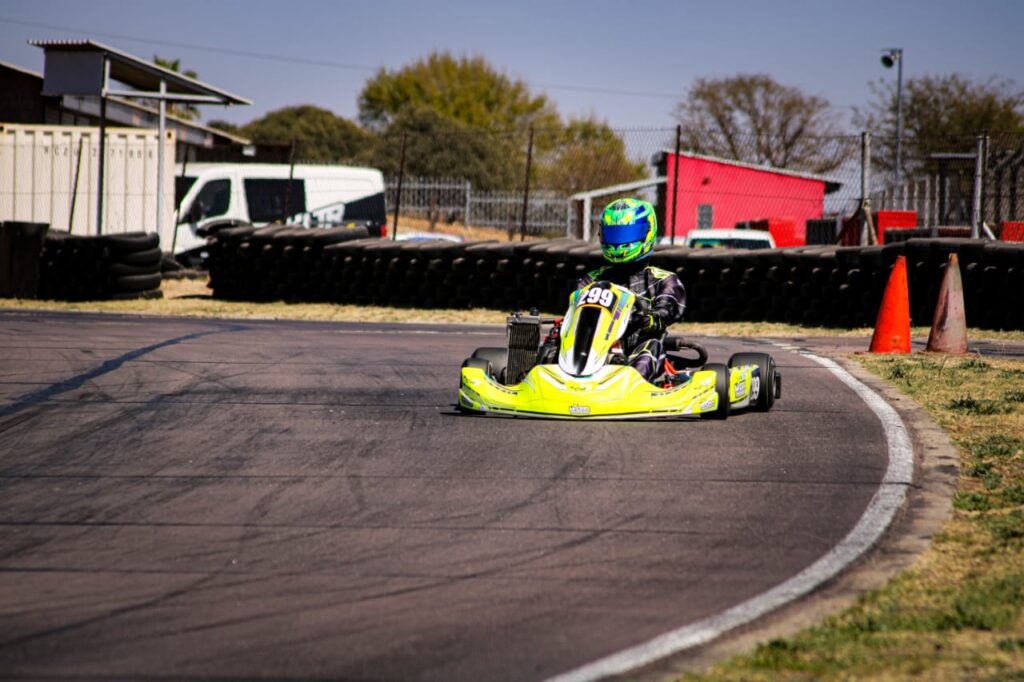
left=506, top=316, right=542, bottom=384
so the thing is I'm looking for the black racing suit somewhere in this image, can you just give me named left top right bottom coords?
left=540, top=262, right=687, bottom=382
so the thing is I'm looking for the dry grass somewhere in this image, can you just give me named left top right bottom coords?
left=3, top=276, right=1024, bottom=343
left=0, top=277, right=511, bottom=325
left=681, top=354, right=1024, bottom=681
left=7, top=277, right=1024, bottom=343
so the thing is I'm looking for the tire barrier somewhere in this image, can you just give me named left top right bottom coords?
left=207, top=230, right=1024, bottom=330
left=36, top=231, right=163, bottom=301
left=0, top=221, right=49, bottom=298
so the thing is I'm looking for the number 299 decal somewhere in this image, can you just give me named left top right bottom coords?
left=579, top=285, right=615, bottom=309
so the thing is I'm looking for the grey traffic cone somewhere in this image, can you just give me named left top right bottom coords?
left=926, top=253, right=968, bottom=354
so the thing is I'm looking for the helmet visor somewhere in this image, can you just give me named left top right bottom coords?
left=602, top=222, right=649, bottom=245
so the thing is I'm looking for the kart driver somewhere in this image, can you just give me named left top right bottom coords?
left=540, top=197, right=687, bottom=382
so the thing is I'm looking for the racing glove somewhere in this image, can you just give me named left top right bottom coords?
left=631, top=311, right=665, bottom=335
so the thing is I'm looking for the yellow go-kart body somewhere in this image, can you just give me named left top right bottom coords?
left=457, top=281, right=772, bottom=420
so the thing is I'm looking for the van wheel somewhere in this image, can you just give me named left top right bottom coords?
left=700, top=363, right=731, bottom=420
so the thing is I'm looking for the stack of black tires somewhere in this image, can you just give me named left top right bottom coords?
left=205, top=234, right=1024, bottom=331
left=37, top=230, right=162, bottom=301
left=105, top=232, right=163, bottom=299
left=1, top=221, right=49, bottom=298
left=208, top=224, right=370, bottom=302
left=38, top=231, right=111, bottom=301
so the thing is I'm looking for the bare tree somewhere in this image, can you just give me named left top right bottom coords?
left=674, top=74, right=846, bottom=174
left=853, top=73, right=1024, bottom=176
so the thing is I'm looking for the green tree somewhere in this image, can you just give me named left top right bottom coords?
left=853, top=73, right=1024, bottom=175
left=674, top=74, right=845, bottom=174
left=536, top=116, right=647, bottom=194
left=362, top=107, right=519, bottom=190
left=358, top=51, right=560, bottom=132
left=206, top=120, right=240, bottom=134
left=240, top=105, right=371, bottom=163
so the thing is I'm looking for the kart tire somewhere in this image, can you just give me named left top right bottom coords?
left=106, top=232, right=160, bottom=252
left=470, top=347, right=507, bottom=384
left=109, top=261, right=161, bottom=277
left=729, top=352, right=777, bottom=412
left=116, top=247, right=162, bottom=266
left=700, top=363, right=731, bottom=420
left=114, top=273, right=162, bottom=293
left=461, top=357, right=491, bottom=389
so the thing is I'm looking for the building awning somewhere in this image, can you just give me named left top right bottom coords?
left=30, top=39, right=251, bottom=105
left=1, top=59, right=249, bottom=146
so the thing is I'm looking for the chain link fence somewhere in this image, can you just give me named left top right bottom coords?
left=376, top=127, right=1023, bottom=243
left=868, top=132, right=1024, bottom=237
left=384, top=177, right=570, bottom=236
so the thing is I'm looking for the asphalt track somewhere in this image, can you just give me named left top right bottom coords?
left=0, top=311, right=893, bottom=681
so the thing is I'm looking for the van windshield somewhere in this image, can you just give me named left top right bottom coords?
left=189, top=179, right=231, bottom=221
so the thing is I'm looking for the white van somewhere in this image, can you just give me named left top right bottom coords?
left=683, top=229, right=776, bottom=250
left=172, top=163, right=387, bottom=255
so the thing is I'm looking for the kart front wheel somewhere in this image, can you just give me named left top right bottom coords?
left=700, top=363, right=731, bottom=420
left=470, top=347, right=508, bottom=384
left=728, top=352, right=778, bottom=412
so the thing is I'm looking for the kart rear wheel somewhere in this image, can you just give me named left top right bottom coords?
left=700, top=363, right=731, bottom=420
left=729, top=352, right=777, bottom=412
left=470, top=347, right=507, bottom=384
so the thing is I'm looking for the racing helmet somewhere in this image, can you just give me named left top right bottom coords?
left=599, top=198, right=657, bottom=263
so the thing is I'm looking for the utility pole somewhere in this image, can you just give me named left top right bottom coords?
left=881, top=48, right=904, bottom=191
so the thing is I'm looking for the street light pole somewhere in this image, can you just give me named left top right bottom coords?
left=882, top=48, right=904, bottom=193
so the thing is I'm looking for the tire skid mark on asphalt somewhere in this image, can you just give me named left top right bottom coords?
left=0, top=562, right=226, bottom=651
left=544, top=342, right=914, bottom=682
left=0, top=367, right=264, bottom=479
left=0, top=325, right=246, bottom=426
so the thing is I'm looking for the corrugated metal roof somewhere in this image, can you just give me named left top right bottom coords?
left=0, top=59, right=250, bottom=145
left=0, top=59, right=42, bottom=78
left=30, top=39, right=251, bottom=105
left=657, top=149, right=843, bottom=194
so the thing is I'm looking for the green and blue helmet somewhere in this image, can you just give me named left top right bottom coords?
left=599, top=198, right=657, bottom=264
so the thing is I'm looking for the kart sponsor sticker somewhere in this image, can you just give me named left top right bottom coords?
left=569, top=404, right=591, bottom=416
left=735, top=376, right=747, bottom=399
left=699, top=396, right=716, bottom=411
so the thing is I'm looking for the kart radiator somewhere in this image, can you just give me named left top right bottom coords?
left=506, top=316, right=542, bottom=384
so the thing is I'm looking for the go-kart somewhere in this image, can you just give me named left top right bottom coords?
left=458, top=280, right=780, bottom=420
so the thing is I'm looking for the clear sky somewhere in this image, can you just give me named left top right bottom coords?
left=1, top=0, right=1022, bottom=132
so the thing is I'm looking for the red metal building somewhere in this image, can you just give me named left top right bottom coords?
left=656, top=151, right=842, bottom=246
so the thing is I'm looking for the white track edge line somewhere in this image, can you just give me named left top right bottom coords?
left=543, top=346, right=914, bottom=682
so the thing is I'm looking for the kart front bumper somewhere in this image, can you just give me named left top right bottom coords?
left=458, top=363, right=758, bottom=420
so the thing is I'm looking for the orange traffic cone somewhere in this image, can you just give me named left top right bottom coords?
left=926, top=253, right=968, bottom=354
left=869, top=255, right=911, bottom=353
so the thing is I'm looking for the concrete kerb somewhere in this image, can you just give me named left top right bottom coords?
left=601, top=343, right=959, bottom=682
